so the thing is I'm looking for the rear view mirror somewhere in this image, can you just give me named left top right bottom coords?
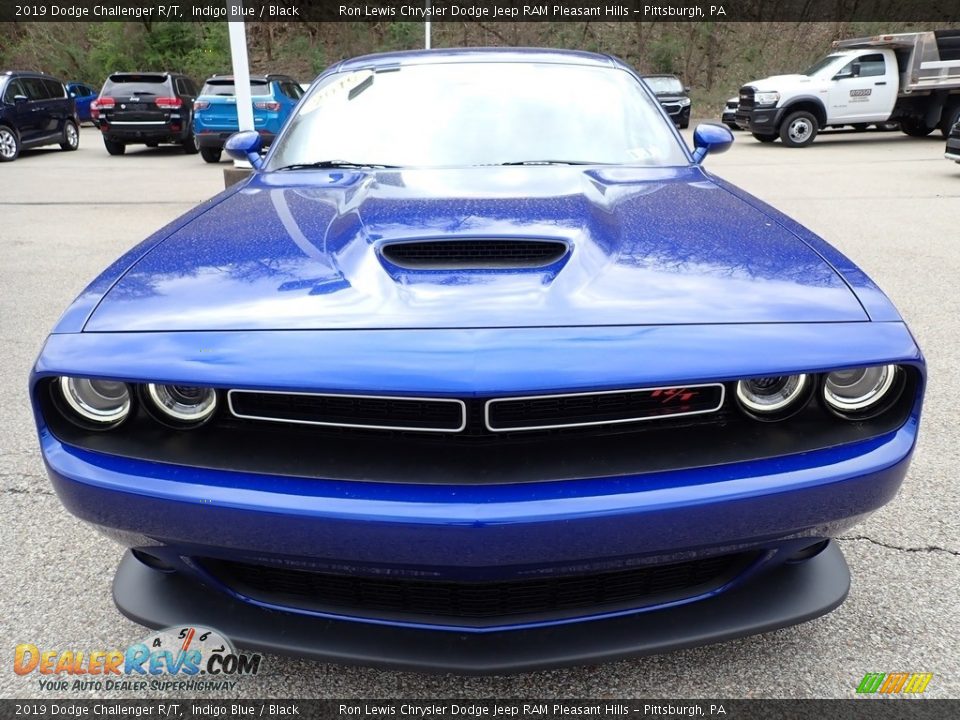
left=691, top=123, right=734, bottom=163
left=224, top=130, right=264, bottom=169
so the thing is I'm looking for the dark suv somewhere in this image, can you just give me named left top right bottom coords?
left=92, top=72, right=199, bottom=155
left=642, top=74, right=692, bottom=129
left=0, top=70, right=79, bottom=162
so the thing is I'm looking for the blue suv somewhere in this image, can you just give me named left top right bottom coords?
left=0, top=70, right=79, bottom=162
left=193, top=74, right=302, bottom=163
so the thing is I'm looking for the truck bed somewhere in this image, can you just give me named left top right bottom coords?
left=835, top=30, right=960, bottom=92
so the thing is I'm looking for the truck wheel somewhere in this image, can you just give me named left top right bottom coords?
left=103, top=138, right=126, bottom=155
left=780, top=111, right=818, bottom=147
left=900, top=118, right=935, bottom=137
left=752, top=132, right=777, bottom=143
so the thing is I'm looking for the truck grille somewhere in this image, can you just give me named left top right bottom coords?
left=201, top=552, right=756, bottom=625
left=738, top=87, right=756, bottom=110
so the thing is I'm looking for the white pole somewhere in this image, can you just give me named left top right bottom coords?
left=425, top=0, right=431, bottom=49
left=227, top=12, right=254, bottom=133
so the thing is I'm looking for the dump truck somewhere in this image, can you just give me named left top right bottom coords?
left=736, top=30, right=960, bottom=147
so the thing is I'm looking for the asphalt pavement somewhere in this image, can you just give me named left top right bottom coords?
left=1, top=124, right=957, bottom=699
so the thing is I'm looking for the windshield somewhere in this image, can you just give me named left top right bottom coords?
left=644, top=76, right=684, bottom=94
left=268, top=63, right=688, bottom=169
left=804, top=54, right=846, bottom=76
left=201, top=80, right=271, bottom=97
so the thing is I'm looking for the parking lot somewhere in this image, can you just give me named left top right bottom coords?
left=1, top=124, right=958, bottom=699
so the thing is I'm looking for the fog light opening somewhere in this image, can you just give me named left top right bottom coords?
left=787, top=539, right=831, bottom=563
left=131, top=549, right=176, bottom=573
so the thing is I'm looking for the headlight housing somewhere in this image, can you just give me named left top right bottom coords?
left=57, top=377, right=131, bottom=428
left=145, top=384, right=218, bottom=427
left=753, top=91, right=780, bottom=106
left=736, top=374, right=810, bottom=420
left=677, top=97, right=692, bottom=107
left=822, top=365, right=901, bottom=418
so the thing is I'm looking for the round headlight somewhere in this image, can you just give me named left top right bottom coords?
left=146, top=384, right=217, bottom=426
left=58, top=377, right=131, bottom=427
left=823, top=365, right=899, bottom=415
left=736, top=374, right=809, bottom=419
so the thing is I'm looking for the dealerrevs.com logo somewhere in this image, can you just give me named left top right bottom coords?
left=14, top=626, right=262, bottom=692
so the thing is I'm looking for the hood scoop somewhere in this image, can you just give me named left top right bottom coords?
left=380, top=239, right=569, bottom=270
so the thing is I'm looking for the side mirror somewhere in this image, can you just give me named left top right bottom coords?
left=684, top=86, right=691, bottom=93
left=224, top=130, right=264, bottom=169
left=691, top=123, right=734, bottom=163
left=13, top=95, right=28, bottom=105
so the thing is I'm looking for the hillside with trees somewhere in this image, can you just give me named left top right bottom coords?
left=1, top=20, right=956, bottom=112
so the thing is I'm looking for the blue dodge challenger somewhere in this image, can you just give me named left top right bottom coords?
left=31, top=49, right=924, bottom=673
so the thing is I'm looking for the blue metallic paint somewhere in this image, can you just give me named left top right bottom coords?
left=31, top=48, right=925, bottom=667
left=82, top=166, right=869, bottom=332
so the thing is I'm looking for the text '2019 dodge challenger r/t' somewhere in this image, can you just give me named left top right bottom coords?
left=31, top=49, right=924, bottom=674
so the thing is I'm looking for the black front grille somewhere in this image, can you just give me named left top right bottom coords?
left=202, top=553, right=755, bottom=625
left=738, top=86, right=755, bottom=109
left=487, top=384, right=724, bottom=431
left=381, top=239, right=568, bottom=269
left=228, top=391, right=464, bottom=432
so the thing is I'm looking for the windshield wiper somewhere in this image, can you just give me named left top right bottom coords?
left=496, top=160, right=609, bottom=166
left=275, top=160, right=401, bottom=171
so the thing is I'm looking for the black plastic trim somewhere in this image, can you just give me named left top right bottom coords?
left=113, top=542, right=851, bottom=674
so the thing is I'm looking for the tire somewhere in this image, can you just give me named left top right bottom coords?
left=182, top=133, right=199, bottom=155
left=59, top=120, right=79, bottom=151
left=752, top=132, right=777, bottom=143
left=940, top=105, right=960, bottom=137
left=0, top=125, right=20, bottom=162
left=200, top=146, right=222, bottom=164
left=900, top=118, right=935, bottom=137
left=779, top=110, right=818, bottom=147
left=103, top=138, right=126, bottom=155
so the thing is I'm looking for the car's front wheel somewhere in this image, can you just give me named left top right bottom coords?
left=0, top=125, right=20, bottom=162
left=200, top=147, right=222, bottom=164
left=780, top=111, right=818, bottom=147
left=752, top=132, right=777, bottom=143
left=60, top=120, right=79, bottom=151
left=103, top=138, right=126, bottom=156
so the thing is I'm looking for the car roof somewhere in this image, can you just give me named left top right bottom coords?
left=335, top=48, right=621, bottom=72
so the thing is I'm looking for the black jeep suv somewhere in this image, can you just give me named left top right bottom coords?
left=0, top=70, right=79, bottom=162
left=92, top=72, right=199, bottom=155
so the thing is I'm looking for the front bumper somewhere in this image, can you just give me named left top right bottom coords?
left=114, top=541, right=849, bottom=674
left=736, top=106, right=783, bottom=135
left=946, top=135, right=960, bottom=161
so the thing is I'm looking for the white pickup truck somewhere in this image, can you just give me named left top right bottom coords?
left=736, top=30, right=960, bottom=147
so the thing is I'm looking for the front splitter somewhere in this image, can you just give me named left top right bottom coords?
left=113, top=543, right=849, bottom=675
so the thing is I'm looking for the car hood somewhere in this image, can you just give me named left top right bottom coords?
left=745, top=74, right=814, bottom=91
left=85, top=166, right=867, bottom=331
